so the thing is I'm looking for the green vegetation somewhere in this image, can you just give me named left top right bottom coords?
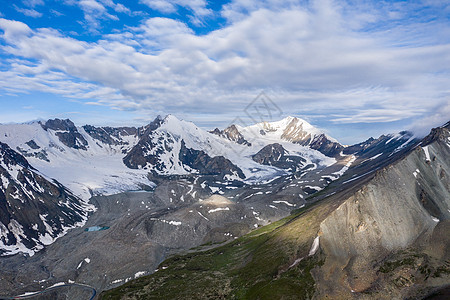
left=433, top=265, right=450, bottom=278
left=378, top=251, right=450, bottom=286
left=101, top=198, right=336, bottom=300
left=379, top=257, right=416, bottom=273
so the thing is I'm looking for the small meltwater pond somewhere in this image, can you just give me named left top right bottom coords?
left=84, top=226, right=110, bottom=232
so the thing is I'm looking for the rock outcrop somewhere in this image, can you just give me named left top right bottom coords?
left=179, top=140, right=245, bottom=180
left=210, top=125, right=251, bottom=146
left=316, top=123, right=450, bottom=298
left=252, top=143, right=306, bottom=172
left=40, top=119, right=88, bottom=150
left=0, top=142, right=91, bottom=256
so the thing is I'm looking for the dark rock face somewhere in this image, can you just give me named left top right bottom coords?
left=179, top=140, right=245, bottom=179
left=83, top=125, right=139, bottom=148
left=253, top=143, right=286, bottom=165
left=421, top=122, right=450, bottom=146
left=291, top=132, right=343, bottom=157
left=0, top=141, right=30, bottom=169
left=0, top=142, right=88, bottom=256
left=307, top=134, right=344, bottom=157
left=16, top=144, right=49, bottom=162
left=252, top=143, right=306, bottom=172
left=210, top=125, right=251, bottom=146
left=25, top=140, right=40, bottom=150
left=40, top=119, right=88, bottom=150
left=122, top=117, right=171, bottom=171
left=119, top=117, right=167, bottom=169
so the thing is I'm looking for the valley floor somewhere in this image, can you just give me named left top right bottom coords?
left=0, top=191, right=174, bottom=299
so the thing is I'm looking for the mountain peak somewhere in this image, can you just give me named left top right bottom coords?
left=162, top=114, right=183, bottom=124
left=263, top=116, right=311, bottom=127
left=235, top=116, right=342, bottom=157
left=40, top=118, right=76, bottom=132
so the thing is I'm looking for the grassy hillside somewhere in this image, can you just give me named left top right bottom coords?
left=100, top=198, right=339, bottom=300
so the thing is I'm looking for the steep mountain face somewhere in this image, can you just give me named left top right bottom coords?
left=0, top=142, right=92, bottom=257
left=83, top=125, right=139, bottom=150
left=210, top=125, right=251, bottom=146
left=123, top=116, right=179, bottom=172
left=252, top=143, right=286, bottom=165
left=40, top=119, right=88, bottom=150
left=317, top=122, right=450, bottom=299
left=306, top=133, right=344, bottom=157
left=101, top=121, right=450, bottom=300
left=179, top=141, right=245, bottom=180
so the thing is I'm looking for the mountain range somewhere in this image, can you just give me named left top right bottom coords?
left=0, top=115, right=447, bottom=299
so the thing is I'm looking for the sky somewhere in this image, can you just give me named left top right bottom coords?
left=0, top=0, right=449, bottom=144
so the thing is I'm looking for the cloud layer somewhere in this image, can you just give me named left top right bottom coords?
left=0, top=0, right=449, bottom=137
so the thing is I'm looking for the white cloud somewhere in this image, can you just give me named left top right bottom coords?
left=0, top=0, right=449, bottom=136
left=14, top=5, right=43, bottom=18
left=22, top=0, right=44, bottom=8
left=409, top=100, right=450, bottom=137
left=114, top=3, right=130, bottom=14
left=50, top=9, right=64, bottom=17
left=139, top=0, right=212, bottom=24
left=140, top=0, right=177, bottom=14
left=0, top=19, right=32, bottom=39
left=63, top=0, right=128, bottom=31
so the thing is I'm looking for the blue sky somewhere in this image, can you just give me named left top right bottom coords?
left=0, top=0, right=449, bottom=144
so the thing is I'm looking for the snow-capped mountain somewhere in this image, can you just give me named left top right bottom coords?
left=122, top=115, right=338, bottom=183
left=0, top=119, right=153, bottom=200
left=237, top=116, right=344, bottom=157
left=0, top=142, right=93, bottom=256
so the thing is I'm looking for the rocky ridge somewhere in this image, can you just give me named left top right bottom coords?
left=0, top=142, right=92, bottom=257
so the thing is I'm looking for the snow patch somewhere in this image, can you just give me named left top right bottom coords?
left=332, top=155, right=356, bottom=177
left=134, top=271, right=146, bottom=278
left=308, top=236, right=320, bottom=256
left=272, top=200, right=295, bottom=207
left=431, top=216, right=440, bottom=223
left=423, top=146, right=431, bottom=161
left=160, top=220, right=182, bottom=226
left=197, top=211, right=209, bottom=221
left=208, top=207, right=230, bottom=213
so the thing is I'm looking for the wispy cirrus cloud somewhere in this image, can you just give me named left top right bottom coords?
left=139, top=0, right=212, bottom=25
left=14, top=5, right=43, bottom=18
left=22, top=0, right=44, bottom=8
left=61, top=0, right=131, bottom=32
